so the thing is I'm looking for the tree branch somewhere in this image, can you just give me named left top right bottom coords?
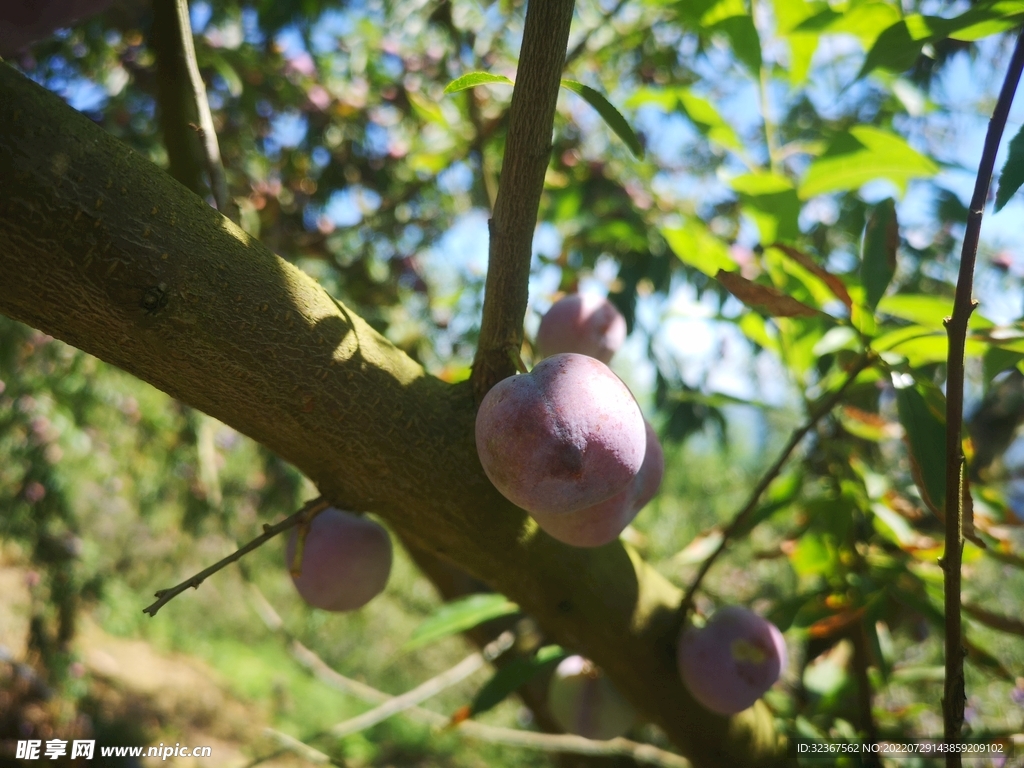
left=151, top=0, right=238, bottom=221
left=471, top=0, right=577, bottom=400
left=0, top=63, right=782, bottom=767
left=248, top=585, right=692, bottom=768
left=142, top=496, right=326, bottom=616
left=941, top=28, right=1024, bottom=761
left=679, top=353, right=874, bottom=616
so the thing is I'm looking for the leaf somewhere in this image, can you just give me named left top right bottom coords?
left=712, top=14, right=762, bottom=75
left=857, top=17, right=937, bottom=78
left=678, top=90, right=741, bottom=149
left=444, top=72, right=513, bottom=94
left=404, top=594, right=519, bottom=652
left=560, top=80, right=644, bottom=159
left=732, top=175, right=801, bottom=243
left=661, top=219, right=736, bottom=276
left=995, top=124, right=1024, bottom=211
left=716, top=270, right=823, bottom=318
left=876, top=294, right=952, bottom=327
left=466, top=645, right=566, bottom=718
left=948, top=0, right=1024, bottom=40
left=772, top=244, right=852, bottom=308
left=799, top=126, right=938, bottom=199
left=861, top=198, right=898, bottom=310
left=893, top=376, right=946, bottom=517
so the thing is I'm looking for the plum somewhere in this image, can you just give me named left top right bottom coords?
left=534, top=419, right=664, bottom=547
left=677, top=606, right=787, bottom=715
left=547, top=655, right=636, bottom=740
left=286, top=508, right=392, bottom=612
left=475, top=353, right=646, bottom=517
left=536, top=294, right=627, bottom=364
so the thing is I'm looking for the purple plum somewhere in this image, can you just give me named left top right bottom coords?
left=475, top=353, right=646, bottom=517
left=677, top=606, right=787, bottom=715
left=536, top=294, right=627, bottom=364
left=547, top=655, right=636, bottom=740
left=534, top=420, right=664, bottom=547
left=286, top=508, right=392, bottom=612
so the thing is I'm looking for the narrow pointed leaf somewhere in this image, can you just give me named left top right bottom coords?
left=862, top=198, right=899, bottom=310
left=893, top=377, right=946, bottom=517
left=404, top=593, right=519, bottom=651
left=995, top=124, right=1024, bottom=211
left=560, top=80, right=644, bottom=158
left=467, top=645, right=566, bottom=718
left=716, top=270, right=823, bottom=318
left=772, top=243, right=853, bottom=308
left=444, top=72, right=514, bottom=94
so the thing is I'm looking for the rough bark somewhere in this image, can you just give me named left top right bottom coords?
left=471, top=0, right=575, bottom=399
left=0, top=64, right=784, bottom=767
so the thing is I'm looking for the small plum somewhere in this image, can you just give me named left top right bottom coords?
left=286, top=508, right=392, bottom=612
left=534, top=420, right=664, bottom=547
left=536, top=294, right=627, bottom=364
left=677, top=606, right=787, bottom=715
left=547, top=655, right=636, bottom=740
left=475, top=353, right=646, bottom=517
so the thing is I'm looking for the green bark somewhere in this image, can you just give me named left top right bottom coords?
left=0, top=64, right=784, bottom=767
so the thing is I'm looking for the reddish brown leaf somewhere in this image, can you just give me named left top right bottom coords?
left=715, top=270, right=822, bottom=318
left=772, top=243, right=853, bottom=309
left=808, top=607, right=866, bottom=639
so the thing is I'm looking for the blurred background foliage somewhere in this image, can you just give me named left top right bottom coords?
left=3, top=0, right=1024, bottom=765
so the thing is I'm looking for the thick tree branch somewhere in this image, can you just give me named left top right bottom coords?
left=471, top=0, right=576, bottom=399
left=0, top=64, right=783, bottom=767
left=941, top=29, right=1024, bottom=761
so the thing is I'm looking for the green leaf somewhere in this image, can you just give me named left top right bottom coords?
left=948, top=0, right=1024, bottom=41
left=995, top=124, right=1024, bottom=211
left=560, top=80, right=644, bottom=159
left=678, top=90, right=741, bottom=150
left=876, top=295, right=952, bottom=327
left=893, top=376, right=946, bottom=516
left=661, top=218, right=736, bottom=276
left=469, top=645, right=566, bottom=717
left=799, top=126, right=938, bottom=199
left=404, top=594, right=519, bottom=652
left=861, top=198, right=898, bottom=310
left=712, top=14, right=762, bottom=74
left=773, top=0, right=827, bottom=83
left=444, top=72, right=514, bottom=94
left=732, top=174, right=801, bottom=243
left=796, top=1, right=901, bottom=49
left=857, top=18, right=932, bottom=78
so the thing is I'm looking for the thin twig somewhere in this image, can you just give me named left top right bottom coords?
left=327, top=632, right=513, bottom=740
left=170, top=0, right=238, bottom=221
left=471, top=0, right=577, bottom=401
left=142, top=496, right=327, bottom=616
left=941, top=28, right=1024, bottom=761
left=263, top=729, right=333, bottom=765
left=245, top=583, right=691, bottom=768
left=679, top=353, right=875, bottom=616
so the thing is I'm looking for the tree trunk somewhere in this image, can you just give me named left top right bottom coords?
left=0, top=64, right=783, bottom=768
